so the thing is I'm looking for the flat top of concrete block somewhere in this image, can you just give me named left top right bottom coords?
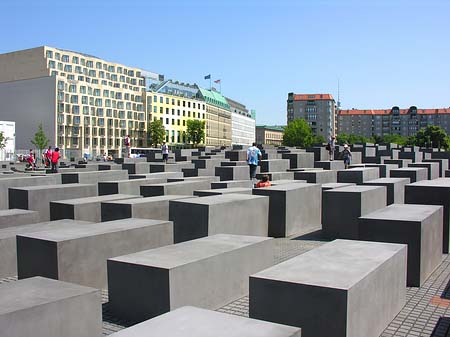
left=62, top=170, right=128, bottom=175
left=51, top=194, right=140, bottom=205
left=321, top=183, right=355, bottom=190
left=142, top=180, right=206, bottom=187
left=104, top=195, right=194, bottom=205
left=170, top=193, right=267, bottom=205
left=323, top=185, right=385, bottom=194
left=0, top=209, right=38, bottom=216
left=109, top=234, right=272, bottom=269
left=0, top=219, right=93, bottom=239
left=0, top=276, right=98, bottom=315
left=9, top=183, right=95, bottom=191
left=270, top=180, right=306, bottom=185
left=364, top=178, right=410, bottom=184
left=391, top=167, right=427, bottom=172
left=252, top=239, right=406, bottom=290
left=18, top=218, right=170, bottom=242
left=195, top=187, right=252, bottom=194
left=296, top=169, right=332, bottom=174
left=409, top=178, right=450, bottom=187
left=211, top=179, right=250, bottom=184
left=341, top=167, right=378, bottom=172
left=360, top=203, right=443, bottom=222
left=109, top=306, right=301, bottom=337
left=254, top=183, right=318, bottom=192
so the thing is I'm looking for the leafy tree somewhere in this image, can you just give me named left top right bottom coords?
left=336, top=133, right=371, bottom=145
left=31, top=123, right=49, bottom=160
left=0, top=131, right=6, bottom=149
left=186, top=119, right=205, bottom=147
left=282, top=119, right=314, bottom=148
left=148, top=120, right=166, bottom=147
left=314, top=135, right=326, bottom=144
left=414, top=125, right=448, bottom=149
left=381, top=134, right=409, bottom=146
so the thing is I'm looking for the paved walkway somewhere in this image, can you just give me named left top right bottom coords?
left=3, top=230, right=450, bottom=336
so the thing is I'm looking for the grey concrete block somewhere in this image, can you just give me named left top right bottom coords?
left=424, top=159, right=448, bottom=177
left=0, top=219, right=92, bottom=279
left=365, top=163, right=398, bottom=178
left=128, top=172, right=183, bottom=180
left=107, top=234, right=274, bottom=322
left=383, top=158, right=413, bottom=168
left=270, top=179, right=307, bottom=186
left=211, top=179, right=253, bottom=189
left=249, top=239, right=406, bottom=337
left=215, top=165, right=250, bottom=181
left=294, top=169, right=337, bottom=184
left=167, top=176, right=220, bottom=184
left=50, top=194, right=140, bottom=222
left=194, top=187, right=252, bottom=197
left=170, top=194, right=269, bottom=243
left=17, top=218, right=173, bottom=289
left=0, top=209, right=40, bottom=229
left=122, top=162, right=151, bottom=174
left=98, top=178, right=167, bottom=195
left=359, top=204, right=443, bottom=286
left=256, top=171, right=294, bottom=181
left=399, top=151, right=422, bottom=162
left=0, top=276, right=102, bottom=337
left=337, top=167, right=379, bottom=184
left=322, top=185, right=387, bottom=239
left=140, top=180, right=211, bottom=197
left=282, top=152, right=314, bottom=169
left=107, top=306, right=301, bottom=337
left=253, top=183, right=321, bottom=237
left=225, top=150, right=247, bottom=161
left=259, top=159, right=289, bottom=173
left=61, top=170, right=128, bottom=184
left=362, top=178, right=409, bottom=205
left=405, top=178, right=450, bottom=253
left=0, top=175, right=61, bottom=209
left=321, top=183, right=355, bottom=191
left=150, top=162, right=194, bottom=173
left=306, top=147, right=328, bottom=161
left=390, top=167, right=428, bottom=183
left=314, top=161, right=345, bottom=171
left=408, top=162, right=440, bottom=180
left=220, top=160, right=247, bottom=166
left=101, top=195, right=194, bottom=222
left=9, top=183, right=98, bottom=222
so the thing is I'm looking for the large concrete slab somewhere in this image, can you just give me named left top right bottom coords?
left=294, top=169, right=337, bottom=184
left=122, top=162, right=151, bottom=174
left=17, top=218, right=173, bottom=289
left=253, top=183, right=321, bottom=237
left=107, top=234, right=274, bottom=322
left=256, top=171, right=294, bottom=181
left=423, top=159, right=448, bottom=177
left=0, top=219, right=92, bottom=279
left=169, top=194, right=269, bottom=243
left=282, top=152, right=314, bottom=169
left=140, top=180, right=211, bottom=197
left=107, top=306, right=301, bottom=337
left=322, top=185, right=387, bottom=239
left=61, top=170, right=128, bottom=184
left=0, top=276, right=102, bottom=337
left=128, top=172, right=183, bottom=180
left=210, top=179, right=253, bottom=189
left=383, top=158, right=413, bottom=168
left=365, top=163, right=398, bottom=178
left=390, top=167, right=428, bottom=183
left=405, top=178, right=450, bottom=253
left=215, top=165, right=249, bottom=181
left=9, top=183, right=98, bottom=222
left=98, top=178, right=167, bottom=195
left=0, top=209, right=40, bottom=229
left=150, top=162, right=194, bottom=173
left=249, top=239, right=407, bottom=337
left=362, top=177, right=409, bottom=205
left=50, top=194, right=140, bottom=222
left=101, top=195, right=193, bottom=222
left=359, top=204, right=443, bottom=286
left=314, top=160, right=345, bottom=171
left=259, top=159, right=289, bottom=173
left=337, top=167, right=379, bottom=184
left=194, top=187, right=252, bottom=197
left=408, top=162, right=440, bottom=180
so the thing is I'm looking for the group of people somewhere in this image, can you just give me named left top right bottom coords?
left=327, top=136, right=352, bottom=169
left=43, top=146, right=61, bottom=173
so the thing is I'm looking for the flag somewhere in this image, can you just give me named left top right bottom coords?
left=214, top=79, right=221, bottom=84
left=204, top=74, right=211, bottom=80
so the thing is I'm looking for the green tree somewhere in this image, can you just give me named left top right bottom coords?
left=337, top=133, right=372, bottom=145
left=282, top=119, right=314, bottom=148
left=148, top=120, right=166, bottom=147
left=0, top=131, right=6, bottom=149
left=31, top=123, right=49, bottom=160
left=381, top=134, right=409, bottom=146
left=414, top=125, right=448, bottom=149
left=186, top=119, right=205, bottom=147
left=314, top=135, right=326, bottom=144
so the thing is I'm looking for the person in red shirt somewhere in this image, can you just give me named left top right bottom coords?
left=255, top=175, right=271, bottom=188
left=27, top=149, right=35, bottom=170
left=51, top=147, right=60, bottom=173
left=45, top=146, right=53, bottom=167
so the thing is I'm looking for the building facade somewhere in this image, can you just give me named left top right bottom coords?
left=287, top=93, right=336, bottom=140
left=0, top=121, right=15, bottom=161
left=338, top=106, right=450, bottom=137
left=255, top=125, right=284, bottom=146
left=226, top=97, right=255, bottom=146
left=0, top=46, right=159, bottom=158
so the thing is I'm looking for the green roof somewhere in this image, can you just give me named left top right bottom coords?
left=256, top=125, right=285, bottom=132
left=198, top=88, right=230, bottom=110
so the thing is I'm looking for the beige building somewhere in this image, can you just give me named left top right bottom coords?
left=0, top=46, right=158, bottom=158
left=255, top=125, right=284, bottom=146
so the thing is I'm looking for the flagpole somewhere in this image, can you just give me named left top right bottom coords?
left=210, top=77, right=212, bottom=90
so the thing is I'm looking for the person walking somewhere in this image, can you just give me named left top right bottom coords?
left=247, top=142, right=262, bottom=181
left=341, top=144, right=352, bottom=169
left=161, top=142, right=169, bottom=163
left=27, top=149, right=35, bottom=170
left=327, top=135, right=336, bottom=161
left=124, top=135, right=130, bottom=158
left=44, top=146, right=52, bottom=167
left=51, top=147, right=60, bottom=173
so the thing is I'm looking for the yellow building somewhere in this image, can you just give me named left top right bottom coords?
left=0, top=46, right=160, bottom=158
left=255, top=125, right=284, bottom=146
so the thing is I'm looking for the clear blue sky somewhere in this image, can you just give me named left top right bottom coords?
left=1, top=0, right=449, bottom=125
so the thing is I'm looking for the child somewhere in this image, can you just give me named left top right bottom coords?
left=255, top=174, right=271, bottom=188
left=51, top=147, right=60, bottom=173
left=341, top=144, right=352, bottom=169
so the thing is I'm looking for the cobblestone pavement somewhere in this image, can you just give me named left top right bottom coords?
left=3, top=230, right=450, bottom=337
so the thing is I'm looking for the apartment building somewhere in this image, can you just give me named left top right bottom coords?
left=0, top=46, right=158, bottom=158
left=255, top=125, right=284, bottom=146
left=287, top=93, right=336, bottom=140
left=146, top=80, right=206, bottom=144
left=0, top=121, right=15, bottom=161
left=226, top=97, right=255, bottom=146
left=338, top=106, right=450, bottom=138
